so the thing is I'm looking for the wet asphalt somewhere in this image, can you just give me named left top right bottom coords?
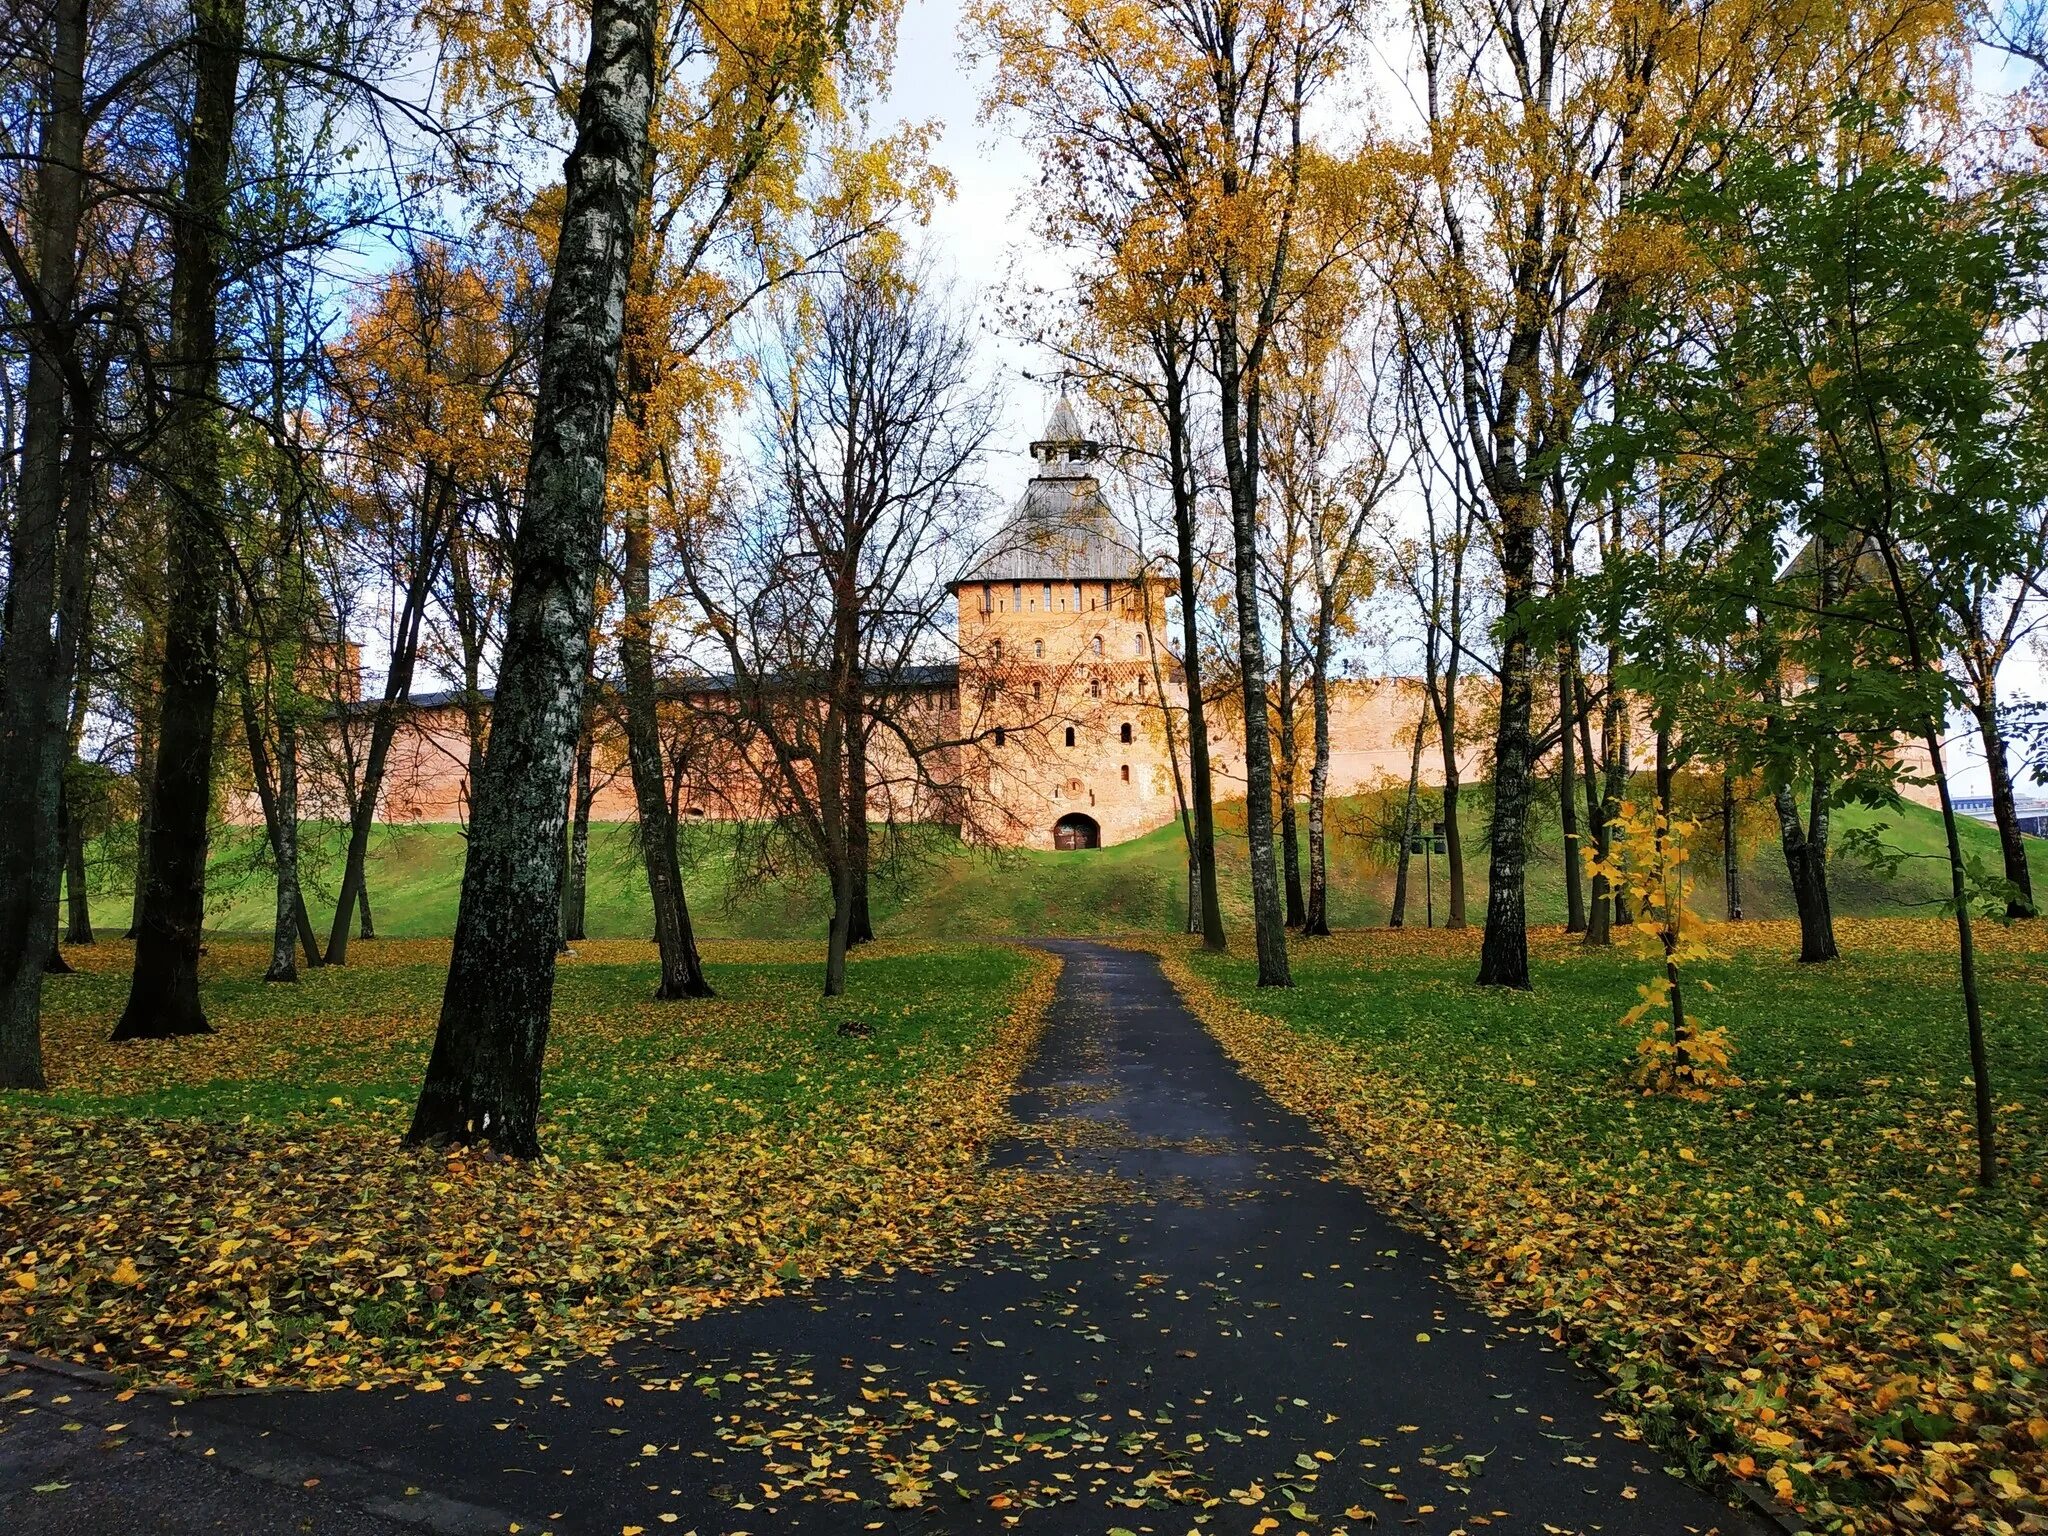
left=2, top=941, right=1771, bottom=1536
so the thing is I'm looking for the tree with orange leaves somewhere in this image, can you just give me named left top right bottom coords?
left=428, top=0, right=943, bottom=1000
left=1391, top=0, right=1967, bottom=989
left=973, top=0, right=1379, bottom=988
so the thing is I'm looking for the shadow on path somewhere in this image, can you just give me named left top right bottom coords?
left=3, top=942, right=1771, bottom=1535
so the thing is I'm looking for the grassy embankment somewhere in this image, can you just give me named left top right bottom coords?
left=1, top=940, right=1060, bottom=1389
left=74, top=788, right=2048, bottom=940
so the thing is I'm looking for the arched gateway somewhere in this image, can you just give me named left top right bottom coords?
left=1053, top=813, right=1101, bottom=850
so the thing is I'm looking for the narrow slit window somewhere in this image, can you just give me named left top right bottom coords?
left=1121, top=722, right=1133, bottom=744
left=1064, top=726, right=1076, bottom=747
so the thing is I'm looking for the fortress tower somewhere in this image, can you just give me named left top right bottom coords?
left=955, top=401, right=1179, bottom=849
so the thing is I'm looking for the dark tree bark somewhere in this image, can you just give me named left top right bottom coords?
left=560, top=698, right=594, bottom=942
left=113, top=0, right=249, bottom=1042
left=125, top=658, right=158, bottom=941
left=1557, top=650, right=1586, bottom=933
left=1216, top=294, right=1290, bottom=984
left=1775, top=777, right=1838, bottom=963
left=235, top=677, right=312, bottom=981
left=1389, top=705, right=1426, bottom=928
left=618, top=501, right=711, bottom=998
left=0, top=0, right=90, bottom=1086
left=407, top=0, right=659, bottom=1155
left=1476, top=484, right=1539, bottom=988
left=1722, top=767, right=1743, bottom=921
left=1973, top=694, right=2033, bottom=919
left=65, top=803, right=93, bottom=946
left=847, top=715, right=874, bottom=945
left=44, top=793, right=75, bottom=975
left=1166, top=374, right=1224, bottom=953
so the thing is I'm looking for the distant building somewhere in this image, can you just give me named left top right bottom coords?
left=1952, top=795, right=2048, bottom=837
left=248, top=402, right=1550, bottom=850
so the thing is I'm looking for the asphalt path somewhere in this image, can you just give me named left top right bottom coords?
left=3, top=941, right=1773, bottom=1536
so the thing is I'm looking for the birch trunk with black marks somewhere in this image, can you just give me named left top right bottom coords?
left=407, top=0, right=659, bottom=1154
left=114, top=0, right=249, bottom=1041
left=0, top=0, right=90, bottom=1085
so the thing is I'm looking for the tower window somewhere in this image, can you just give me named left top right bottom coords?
left=1073, top=582, right=1083, bottom=611
left=1012, top=581, right=1022, bottom=611
left=1033, top=639, right=1044, bottom=659
left=1121, top=722, right=1133, bottom=744
left=1064, top=726, right=1076, bottom=747
left=1043, top=582, right=1052, bottom=611
left=1121, top=764, right=1130, bottom=782
left=1135, top=634, right=1145, bottom=655
left=994, top=727, right=1006, bottom=747
left=991, top=638, right=1002, bottom=662
left=1102, top=581, right=1113, bottom=607
left=1032, top=681, right=1042, bottom=701
left=1089, top=677, right=1101, bottom=698
left=981, top=583, right=992, bottom=614
left=1092, top=635, right=1104, bottom=656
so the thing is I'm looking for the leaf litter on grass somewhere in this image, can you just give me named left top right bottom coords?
left=1, top=942, right=1098, bottom=1392
left=1146, top=923, right=2048, bottom=1534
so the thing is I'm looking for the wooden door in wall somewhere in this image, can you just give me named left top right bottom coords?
left=1054, top=813, right=1101, bottom=850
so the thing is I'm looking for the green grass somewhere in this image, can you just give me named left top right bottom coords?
left=31, top=938, right=1033, bottom=1163
left=76, top=786, right=2048, bottom=941
left=4, top=937, right=1052, bottom=1388
left=1173, top=920, right=2048, bottom=1522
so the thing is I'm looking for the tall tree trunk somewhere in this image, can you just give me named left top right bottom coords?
left=1301, top=625, right=1334, bottom=937
left=1557, top=650, right=1586, bottom=933
left=1219, top=372, right=1290, bottom=987
left=618, top=501, right=711, bottom=998
left=1477, top=492, right=1538, bottom=988
left=1162, top=364, right=1224, bottom=952
left=325, top=510, right=441, bottom=965
left=65, top=803, right=93, bottom=946
left=0, top=0, right=89, bottom=1086
left=847, top=704, right=874, bottom=945
left=45, top=793, right=75, bottom=975
left=1275, top=623, right=1305, bottom=928
left=114, top=0, right=248, bottom=1042
left=126, top=645, right=159, bottom=941
left=235, top=677, right=315, bottom=980
left=1722, top=767, right=1742, bottom=921
left=407, top=0, right=659, bottom=1155
left=1774, top=775, right=1838, bottom=963
left=1974, top=692, right=2033, bottom=919
left=1435, top=695, right=1467, bottom=930
left=1576, top=666, right=1612, bottom=945
left=561, top=699, right=594, bottom=942
left=1389, top=704, right=1426, bottom=929
left=267, top=711, right=301, bottom=982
